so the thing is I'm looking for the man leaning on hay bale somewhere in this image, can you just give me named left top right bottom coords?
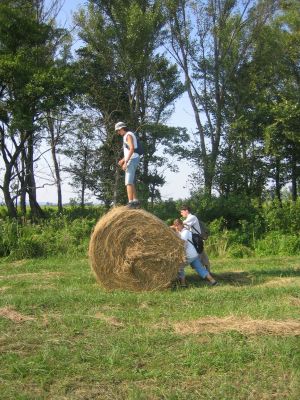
left=115, top=121, right=140, bottom=208
left=172, top=219, right=218, bottom=288
left=180, top=205, right=211, bottom=272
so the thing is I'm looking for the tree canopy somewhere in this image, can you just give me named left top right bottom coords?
left=0, top=0, right=299, bottom=216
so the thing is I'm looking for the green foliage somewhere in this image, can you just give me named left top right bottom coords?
left=0, top=213, right=100, bottom=260
left=1, top=197, right=300, bottom=260
left=0, top=219, right=18, bottom=257
left=75, top=0, right=185, bottom=205
left=169, top=197, right=300, bottom=259
left=0, top=0, right=75, bottom=218
left=183, top=193, right=261, bottom=230
left=151, top=199, right=179, bottom=222
left=203, top=220, right=253, bottom=259
left=255, top=232, right=300, bottom=257
left=227, top=243, right=254, bottom=259
left=262, top=199, right=300, bottom=234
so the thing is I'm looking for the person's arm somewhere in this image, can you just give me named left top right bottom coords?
left=180, top=230, right=190, bottom=251
left=122, top=134, right=134, bottom=170
left=118, top=157, right=125, bottom=166
left=180, top=230, right=188, bottom=241
left=183, top=215, right=196, bottom=229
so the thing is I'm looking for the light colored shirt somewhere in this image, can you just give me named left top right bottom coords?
left=183, top=213, right=201, bottom=234
left=180, top=228, right=198, bottom=259
left=123, top=131, right=139, bottom=161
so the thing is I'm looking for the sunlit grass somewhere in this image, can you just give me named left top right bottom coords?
left=0, top=256, right=300, bottom=399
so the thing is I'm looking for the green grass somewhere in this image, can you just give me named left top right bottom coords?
left=0, top=256, right=300, bottom=399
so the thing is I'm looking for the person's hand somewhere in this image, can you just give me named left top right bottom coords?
left=122, top=162, right=127, bottom=171
left=118, top=159, right=124, bottom=167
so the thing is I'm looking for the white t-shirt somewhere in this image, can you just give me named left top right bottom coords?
left=123, top=131, right=139, bottom=161
left=184, top=213, right=201, bottom=235
left=180, top=228, right=198, bottom=259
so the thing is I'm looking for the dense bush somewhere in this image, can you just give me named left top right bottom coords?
left=255, top=232, right=300, bottom=256
left=0, top=199, right=299, bottom=260
left=0, top=216, right=97, bottom=259
left=152, top=199, right=179, bottom=224
left=187, top=193, right=261, bottom=229
left=261, top=200, right=300, bottom=234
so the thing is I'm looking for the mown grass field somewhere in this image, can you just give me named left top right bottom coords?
left=0, top=255, right=300, bottom=399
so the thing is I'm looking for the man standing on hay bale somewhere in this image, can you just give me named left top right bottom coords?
left=115, top=121, right=140, bottom=208
left=180, top=205, right=211, bottom=272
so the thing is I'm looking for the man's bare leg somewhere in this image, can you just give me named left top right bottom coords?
left=132, top=185, right=137, bottom=201
left=126, top=184, right=134, bottom=202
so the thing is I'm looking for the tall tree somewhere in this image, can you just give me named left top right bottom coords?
left=0, top=0, right=74, bottom=217
left=75, top=0, right=186, bottom=206
left=62, top=113, right=104, bottom=207
left=263, top=0, right=300, bottom=201
left=228, top=0, right=300, bottom=201
left=164, top=0, right=279, bottom=196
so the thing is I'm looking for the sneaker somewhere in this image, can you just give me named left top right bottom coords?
left=131, top=200, right=141, bottom=208
left=126, top=201, right=141, bottom=209
left=180, top=283, right=188, bottom=288
left=209, top=281, right=219, bottom=287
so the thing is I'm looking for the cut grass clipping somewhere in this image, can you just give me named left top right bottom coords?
left=174, top=316, right=300, bottom=336
left=89, top=206, right=185, bottom=291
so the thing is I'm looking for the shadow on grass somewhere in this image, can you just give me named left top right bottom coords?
left=182, top=267, right=300, bottom=288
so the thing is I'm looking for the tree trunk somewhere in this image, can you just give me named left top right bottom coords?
left=51, top=142, right=63, bottom=212
left=0, top=126, right=32, bottom=219
left=47, top=114, right=63, bottom=212
left=20, top=149, right=27, bottom=216
left=290, top=145, right=297, bottom=202
left=149, top=183, right=156, bottom=210
left=275, top=157, right=282, bottom=204
left=2, top=169, right=18, bottom=218
left=80, top=148, right=88, bottom=208
left=24, top=132, right=44, bottom=219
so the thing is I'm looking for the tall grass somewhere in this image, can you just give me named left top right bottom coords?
left=0, top=217, right=96, bottom=259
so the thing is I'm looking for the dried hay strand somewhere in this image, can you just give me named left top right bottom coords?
left=89, top=206, right=185, bottom=291
left=0, top=306, right=35, bottom=323
left=174, top=316, right=300, bottom=336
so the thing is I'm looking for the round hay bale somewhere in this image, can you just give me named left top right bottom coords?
left=89, top=206, right=185, bottom=291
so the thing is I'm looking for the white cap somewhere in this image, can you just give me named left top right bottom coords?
left=115, top=121, right=127, bottom=131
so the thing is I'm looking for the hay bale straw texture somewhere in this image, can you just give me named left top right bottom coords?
left=89, top=206, right=185, bottom=291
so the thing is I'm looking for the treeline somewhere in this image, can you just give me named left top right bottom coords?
left=0, top=197, right=299, bottom=259
left=0, top=0, right=300, bottom=219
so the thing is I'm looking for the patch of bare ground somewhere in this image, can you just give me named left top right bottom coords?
left=30, top=284, right=56, bottom=290
left=94, top=312, right=124, bottom=327
left=260, top=277, right=299, bottom=287
left=0, top=271, right=65, bottom=280
left=9, top=260, right=27, bottom=268
left=174, top=316, right=300, bottom=336
left=0, top=306, right=35, bottom=323
left=289, top=296, right=300, bottom=306
left=52, top=379, right=160, bottom=400
left=139, top=302, right=151, bottom=309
